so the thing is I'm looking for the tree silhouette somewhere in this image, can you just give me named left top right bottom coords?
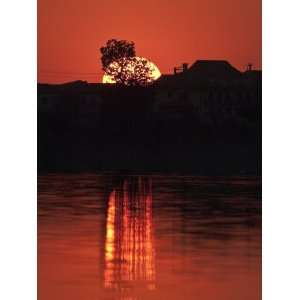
left=100, top=39, right=135, bottom=68
left=100, top=39, right=153, bottom=86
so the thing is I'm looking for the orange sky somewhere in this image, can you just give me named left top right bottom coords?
left=38, top=0, right=261, bottom=83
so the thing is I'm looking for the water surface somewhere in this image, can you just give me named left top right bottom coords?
left=38, top=174, right=261, bottom=300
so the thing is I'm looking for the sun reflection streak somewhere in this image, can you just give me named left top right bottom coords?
left=104, top=177, right=156, bottom=294
left=104, top=190, right=116, bottom=285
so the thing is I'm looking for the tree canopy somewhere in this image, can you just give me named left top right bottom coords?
left=100, top=39, right=136, bottom=69
left=100, top=39, right=153, bottom=86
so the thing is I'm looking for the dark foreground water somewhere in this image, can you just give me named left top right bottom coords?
left=38, top=174, right=261, bottom=300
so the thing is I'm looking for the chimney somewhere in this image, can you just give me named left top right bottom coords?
left=247, top=63, right=253, bottom=71
left=182, top=63, right=188, bottom=72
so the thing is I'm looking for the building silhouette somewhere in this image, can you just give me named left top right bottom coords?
left=37, top=59, right=261, bottom=174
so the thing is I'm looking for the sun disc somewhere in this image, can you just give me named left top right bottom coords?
left=102, top=57, right=161, bottom=84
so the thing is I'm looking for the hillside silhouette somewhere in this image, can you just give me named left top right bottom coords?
left=38, top=60, right=261, bottom=174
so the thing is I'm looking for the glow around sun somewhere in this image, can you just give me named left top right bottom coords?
left=102, top=56, right=161, bottom=84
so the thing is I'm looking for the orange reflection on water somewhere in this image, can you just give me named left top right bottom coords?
left=104, top=177, right=156, bottom=293
left=104, top=190, right=116, bottom=286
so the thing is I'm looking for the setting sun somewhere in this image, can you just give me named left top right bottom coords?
left=102, top=57, right=161, bottom=84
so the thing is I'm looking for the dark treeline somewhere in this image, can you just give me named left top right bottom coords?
left=38, top=75, right=261, bottom=174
